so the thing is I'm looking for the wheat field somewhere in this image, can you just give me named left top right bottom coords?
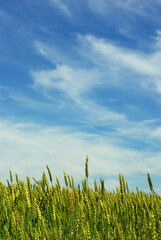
left=0, top=156, right=161, bottom=239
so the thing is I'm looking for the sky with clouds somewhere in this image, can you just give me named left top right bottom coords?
left=0, top=0, right=161, bottom=194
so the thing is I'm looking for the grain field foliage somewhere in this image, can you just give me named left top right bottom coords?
left=0, top=156, right=161, bottom=239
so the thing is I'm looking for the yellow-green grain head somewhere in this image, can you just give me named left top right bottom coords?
left=85, top=155, right=89, bottom=179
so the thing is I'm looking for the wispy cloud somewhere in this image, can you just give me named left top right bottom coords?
left=114, top=0, right=160, bottom=17
left=49, top=0, right=72, bottom=17
left=10, top=87, right=161, bottom=145
left=29, top=34, right=161, bottom=144
left=87, top=0, right=161, bottom=41
left=152, top=126, right=161, bottom=138
left=31, top=65, right=102, bottom=103
left=85, top=35, right=160, bottom=75
left=34, top=34, right=161, bottom=96
left=88, top=0, right=160, bottom=18
left=77, top=34, right=161, bottom=93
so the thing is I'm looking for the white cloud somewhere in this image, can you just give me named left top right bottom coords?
left=82, top=34, right=160, bottom=75
left=0, top=119, right=160, bottom=193
left=49, top=0, right=72, bottom=17
left=34, top=34, right=161, bottom=97
left=10, top=87, right=161, bottom=145
left=95, top=38, right=157, bottom=74
left=29, top=35, right=161, bottom=143
left=34, top=40, right=63, bottom=65
left=34, top=40, right=79, bottom=67
left=115, top=120, right=161, bottom=141
left=31, top=65, right=100, bottom=103
left=77, top=34, right=161, bottom=93
left=87, top=0, right=161, bottom=42
left=152, top=126, right=161, bottom=138
left=31, top=64, right=128, bottom=125
left=115, top=0, right=160, bottom=17
left=88, top=0, right=160, bottom=18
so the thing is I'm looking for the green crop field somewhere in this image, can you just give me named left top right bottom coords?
left=0, top=156, right=161, bottom=239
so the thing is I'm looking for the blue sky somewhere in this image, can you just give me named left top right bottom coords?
left=0, top=0, right=161, bottom=194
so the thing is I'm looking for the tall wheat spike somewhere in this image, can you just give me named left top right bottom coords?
left=147, top=173, right=155, bottom=194
left=85, top=155, right=89, bottom=179
left=46, top=165, right=53, bottom=184
left=9, top=170, right=13, bottom=183
left=64, top=172, right=68, bottom=188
